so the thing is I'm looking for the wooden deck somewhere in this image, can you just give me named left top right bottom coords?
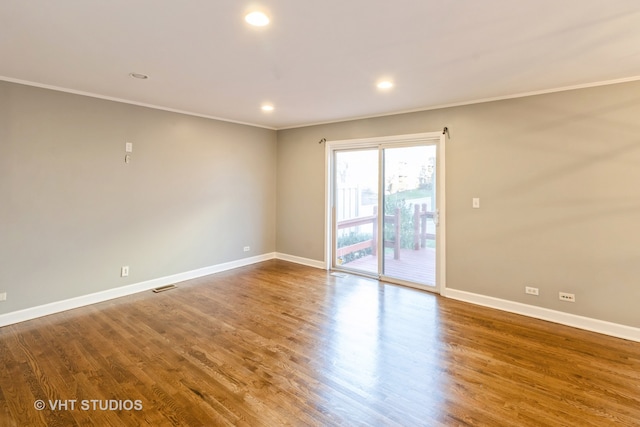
left=342, top=247, right=436, bottom=285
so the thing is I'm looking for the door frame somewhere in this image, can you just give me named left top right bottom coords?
left=324, top=132, right=446, bottom=294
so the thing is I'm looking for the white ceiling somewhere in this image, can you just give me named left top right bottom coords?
left=2, top=1, right=640, bottom=129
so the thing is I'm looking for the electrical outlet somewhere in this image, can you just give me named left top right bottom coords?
left=525, top=286, right=539, bottom=296
left=472, top=198, right=480, bottom=209
left=121, top=266, right=129, bottom=277
left=243, top=246, right=250, bottom=252
left=559, top=292, right=575, bottom=302
left=0, top=292, right=6, bottom=301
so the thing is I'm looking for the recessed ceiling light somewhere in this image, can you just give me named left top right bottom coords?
left=245, top=11, right=270, bottom=26
left=377, top=81, right=393, bottom=89
left=129, top=73, right=149, bottom=80
left=261, top=104, right=274, bottom=112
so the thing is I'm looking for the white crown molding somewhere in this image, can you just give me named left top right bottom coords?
left=0, top=76, right=276, bottom=131
left=278, top=75, right=640, bottom=130
left=5, top=74, right=640, bottom=131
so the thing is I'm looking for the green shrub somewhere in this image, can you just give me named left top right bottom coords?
left=384, top=195, right=417, bottom=249
left=337, top=231, right=373, bottom=264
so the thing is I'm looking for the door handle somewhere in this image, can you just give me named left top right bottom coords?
left=433, top=209, right=439, bottom=227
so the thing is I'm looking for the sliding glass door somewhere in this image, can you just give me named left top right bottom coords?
left=334, top=149, right=379, bottom=275
left=381, top=144, right=437, bottom=287
left=330, top=133, right=444, bottom=291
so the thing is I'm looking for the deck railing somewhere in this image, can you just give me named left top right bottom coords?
left=413, top=203, right=435, bottom=250
left=337, top=203, right=434, bottom=261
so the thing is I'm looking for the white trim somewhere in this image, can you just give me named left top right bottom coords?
left=5, top=74, right=640, bottom=132
left=436, top=133, right=446, bottom=294
left=324, top=141, right=332, bottom=270
left=326, top=132, right=443, bottom=149
left=377, top=148, right=384, bottom=275
left=0, top=76, right=276, bottom=131
left=0, top=253, right=276, bottom=327
left=278, top=75, right=640, bottom=130
left=443, top=288, right=640, bottom=343
left=275, top=253, right=326, bottom=269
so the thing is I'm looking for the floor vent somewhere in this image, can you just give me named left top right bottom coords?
left=153, top=284, right=177, bottom=293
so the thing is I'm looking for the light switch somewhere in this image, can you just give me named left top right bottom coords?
left=472, top=198, right=480, bottom=209
left=125, top=142, right=133, bottom=153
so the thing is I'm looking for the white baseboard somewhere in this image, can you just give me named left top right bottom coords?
left=0, top=253, right=276, bottom=328
left=275, top=253, right=326, bottom=269
left=10, top=256, right=634, bottom=343
left=443, top=288, right=640, bottom=343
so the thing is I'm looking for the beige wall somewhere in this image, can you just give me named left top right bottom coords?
left=2, top=78, right=639, bottom=329
left=0, top=81, right=277, bottom=313
left=276, top=80, right=640, bottom=328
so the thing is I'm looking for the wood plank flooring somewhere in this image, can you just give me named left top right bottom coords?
left=1, top=260, right=639, bottom=426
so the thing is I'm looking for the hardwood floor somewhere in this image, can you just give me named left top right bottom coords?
left=1, top=260, right=639, bottom=426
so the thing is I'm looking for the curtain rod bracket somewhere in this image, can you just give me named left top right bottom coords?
left=442, top=127, right=450, bottom=139
left=318, top=138, right=327, bottom=144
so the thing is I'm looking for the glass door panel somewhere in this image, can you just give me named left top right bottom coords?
left=334, top=150, right=379, bottom=275
left=382, top=145, right=437, bottom=287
